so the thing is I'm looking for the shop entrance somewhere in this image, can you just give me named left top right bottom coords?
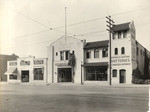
left=119, top=69, right=126, bottom=83
left=21, top=70, right=29, bottom=82
left=58, top=68, right=72, bottom=82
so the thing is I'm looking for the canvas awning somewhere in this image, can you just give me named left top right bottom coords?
left=83, top=62, right=108, bottom=67
left=4, top=67, right=17, bottom=75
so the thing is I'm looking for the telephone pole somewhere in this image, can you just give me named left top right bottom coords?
left=106, top=15, right=115, bottom=85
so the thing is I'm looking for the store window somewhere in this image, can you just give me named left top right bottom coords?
left=9, top=75, right=17, bottom=79
left=114, top=48, right=118, bottom=55
left=94, top=49, right=99, bottom=58
left=34, top=68, right=44, bottom=80
left=86, top=50, right=91, bottom=59
left=102, top=48, right=108, bottom=57
left=86, top=67, right=107, bottom=81
left=113, top=69, right=117, bottom=77
left=121, top=47, right=125, bottom=54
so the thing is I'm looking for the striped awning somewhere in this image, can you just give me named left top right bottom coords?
left=4, top=67, right=17, bottom=75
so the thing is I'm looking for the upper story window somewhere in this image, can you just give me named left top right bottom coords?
left=60, top=51, right=70, bottom=60
left=102, top=48, right=108, bottom=57
left=140, top=50, right=142, bottom=55
left=112, top=33, right=115, bottom=39
left=121, top=47, right=125, bottom=54
left=118, top=32, right=121, bottom=39
left=114, top=48, right=118, bottom=55
left=112, top=69, right=117, bottom=77
left=94, top=49, right=99, bottom=58
left=60, top=51, right=64, bottom=60
left=136, top=47, right=139, bottom=56
left=65, top=51, right=69, bottom=60
left=86, top=50, right=91, bottom=59
left=123, top=31, right=127, bottom=38
left=56, top=52, right=58, bottom=56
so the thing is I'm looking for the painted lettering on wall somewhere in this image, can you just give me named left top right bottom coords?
left=9, top=62, right=17, bottom=66
left=112, top=55, right=131, bottom=66
left=20, top=60, right=30, bottom=65
left=34, top=60, right=44, bottom=65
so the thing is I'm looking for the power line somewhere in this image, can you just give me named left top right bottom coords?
left=75, top=30, right=107, bottom=36
left=53, top=6, right=150, bottom=29
left=53, top=16, right=105, bottom=29
left=0, top=29, right=50, bottom=42
left=11, top=8, right=51, bottom=29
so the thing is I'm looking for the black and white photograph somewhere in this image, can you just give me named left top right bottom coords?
left=0, top=0, right=150, bottom=112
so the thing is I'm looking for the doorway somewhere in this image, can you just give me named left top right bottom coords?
left=21, top=70, right=29, bottom=82
left=119, top=69, right=126, bottom=83
left=58, top=68, right=72, bottom=82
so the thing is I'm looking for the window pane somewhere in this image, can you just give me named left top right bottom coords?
left=115, top=48, right=118, bottom=55
left=66, top=51, right=69, bottom=60
left=118, top=32, right=121, bottom=39
left=86, top=50, right=91, bottom=58
left=86, top=67, right=107, bottom=81
left=121, top=47, right=125, bottom=54
left=34, top=68, right=44, bottom=80
left=60, top=51, right=64, bottom=60
left=123, top=31, right=127, bottom=38
left=102, top=48, right=108, bottom=57
left=113, top=70, right=117, bottom=77
left=94, top=49, right=99, bottom=58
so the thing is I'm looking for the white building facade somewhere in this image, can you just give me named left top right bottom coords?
left=5, top=56, right=47, bottom=84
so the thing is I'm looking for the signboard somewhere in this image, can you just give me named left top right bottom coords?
left=34, top=60, right=44, bottom=65
left=9, top=62, right=17, bottom=66
left=20, top=60, right=30, bottom=65
left=111, top=56, right=131, bottom=66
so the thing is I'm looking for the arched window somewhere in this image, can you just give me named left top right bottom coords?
left=112, top=69, right=117, bottom=77
left=121, top=47, right=125, bottom=54
left=114, top=48, right=118, bottom=55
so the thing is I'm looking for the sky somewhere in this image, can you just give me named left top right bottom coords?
left=0, top=0, right=150, bottom=58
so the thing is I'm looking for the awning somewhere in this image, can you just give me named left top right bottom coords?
left=83, top=62, right=108, bottom=67
left=4, top=67, right=17, bottom=75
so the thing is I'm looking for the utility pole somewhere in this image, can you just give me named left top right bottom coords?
left=106, top=15, right=115, bottom=85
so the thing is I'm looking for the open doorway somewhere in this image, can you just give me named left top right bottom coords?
left=58, top=68, right=72, bottom=82
left=21, top=70, right=29, bottom=82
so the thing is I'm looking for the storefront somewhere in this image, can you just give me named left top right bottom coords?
left=5, top=56, right=47, bottom=84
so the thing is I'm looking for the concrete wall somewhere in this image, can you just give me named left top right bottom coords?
left=47, top=35, right=85, bottom=84
left=7, top=56, right=47, bottom=84
left=111, top=23, right=133, bottom=84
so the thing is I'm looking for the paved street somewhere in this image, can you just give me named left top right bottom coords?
left=0, top=83, right=149, bottom=112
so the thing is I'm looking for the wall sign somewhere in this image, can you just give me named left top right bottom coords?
left=9, top=62, right=17, bottom=66
left=20, top=60, right=30, bottom=65
left=34, top=60, right=44, bottom=65
left=111, top=56, right=131, bottom=66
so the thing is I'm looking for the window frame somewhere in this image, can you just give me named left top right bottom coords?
left=112, top=69, right=117, bottom=77
left=121, top=47, right=125, bottom=54
left=102, top=48, right=108, bottom=57
left=114, top=48, right=118, bottom=55
left=34, top=68, right=44, bottom=80
left=86, top=50, right=91, bottom=59
left=94, top=49, right=99, bottom=58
